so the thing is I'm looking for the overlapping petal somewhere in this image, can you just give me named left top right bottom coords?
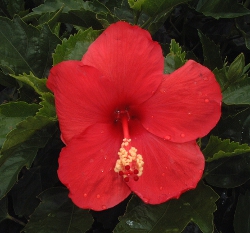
left=47, top=61, right=122, bottom=144
left=126, top=120, right=204, bottom=204
left=81, top=21, right=164, bottom=105
left=137, top=60, right=222, bottom=143
left=57, top=122, right=131, bottom=211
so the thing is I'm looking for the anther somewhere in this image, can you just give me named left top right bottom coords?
left=125, top=165, right=130, bottom=170
left=124, top=177, right=129, bottom=182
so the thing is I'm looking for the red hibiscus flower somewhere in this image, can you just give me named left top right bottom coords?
left=47, top=21, right=222, bottom=211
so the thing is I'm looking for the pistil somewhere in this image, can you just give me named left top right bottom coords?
left=114, top=113, right=144, bottom=182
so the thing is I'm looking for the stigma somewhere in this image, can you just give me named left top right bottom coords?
left=114, top=138, right=144, bottom=182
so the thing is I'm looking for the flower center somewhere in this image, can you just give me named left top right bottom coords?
left=114, top=109, right=144, bottom=182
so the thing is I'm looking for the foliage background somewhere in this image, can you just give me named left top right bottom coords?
left=0, top=0, right=250, bottom=232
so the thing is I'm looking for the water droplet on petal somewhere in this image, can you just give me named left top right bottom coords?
left=144, top=198, right=149, bottom=203
left=199, top=169, right=203, bottom=174
left=84, top=193, right=87, bottom=197
left=160, top=88, right=166, bottom=93
left=203, top=77, right=209, bottom=81
left=164, top=135, right=171, bottom=140
left=101, top=169, right=104, bottom=173
left=205, top=98, right=209, bottom=103
left=102, top=205, right=107, bottom=210
left=100, top=131, right=104, bottom=134
left=151, top=115, right=154, bottom=118
left=162, top=173, right=165, bottom=177
left=96, top=194, right=100, bottom=199
left=159, top=186, right=163, bottom=190
left=180, top=133, right=185, bottom=138
left=146, top=127, right=149, bottom=130
left=188, top=112, right=191, bottom=115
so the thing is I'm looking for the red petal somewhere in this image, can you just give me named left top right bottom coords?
left=137, top=60, right=222, bottom=143
left=81, top=21, right=164, bottom=105
left=47, top=61, right=120, bottom=144
left=127, top=121, right=204, bottom=204
left=57, top=123, right=131, bottom=211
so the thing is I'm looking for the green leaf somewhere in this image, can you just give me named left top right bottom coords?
left=128, top=0, right=145, bottom=11
left=213, top=66, right=228, bottom=88
left=37, top=93, right=56, bottom=119
left=29, top=0, right=86, bottom=14
left=23, top=187, right=93, bottom=233
left=198, top=30, right=223, bottom=70
left=147, top=11, right=171, bottom=34
left=223, top=84, right=250, bottom=105
left=164, top=39, right=186, bottom=74
left=203, top=136, right=250, bottom=162
left=0, top=102, right=40, bottom=148
left=114, top=182, right=218, bottom=233
left=204, top=153, right=250, bottom=188
left=53, top=27, right=101, bottom=64
left=10, top=73, right=57, bottom=119
left=0, top=196, right=8, bottom=223
left=10, top=73, right=50, bottom=95
left=10, top=167, right=41, bottom=217
left=234, top=190, right=250, bottom=233
left=23, top=0, right=108, bottom=29
left=227, top=53, right=245, bottom=82
left=195, top=0, right=250, bottom=19
left=6, top=0, right=25, bottom=17
left=0, top=116, right=57, bottom=199
left=0, top=16, right=60, bottom=77
left=141, top=0, right=190, bottom=17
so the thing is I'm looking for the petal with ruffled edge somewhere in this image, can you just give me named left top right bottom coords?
left=137, top=60, right=222, bottom=143
left=81, top=21, right=164, bottom=105
left=47, top=61, right=122, bottom=144
left=126, top=120, right=204, bottom=204
left=57, top=122, right=131, bottom=211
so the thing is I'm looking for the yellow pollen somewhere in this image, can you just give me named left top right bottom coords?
left=114, top=138, right=144, bottom=182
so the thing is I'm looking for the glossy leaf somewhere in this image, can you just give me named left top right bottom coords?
left=114, top=182, right=218, bottom=233
left=10, top=73, right=50, bottom=95
left=53, top=27, right=101, bottom=65
left=0, top=116, right=57, bottom=199
left=195, top=0, right=250, bottom=19
left=204, top=153, right=250, bottom=188
left=227, top=53, right=245, bottom=82
left=223, top=85, right=250, bottom=105
left=37, top=93, right=56, bottom=119
left=23, top=187, right=93, bottom=233
left=141, top=0, right=190, bottom=17
left=23, top=0, right=108, bottom=29
left=203, top=136, right=250, bottom=162
left=0, top=16, right=60, bottom=78
left=198, top=31, right=223, bottom=70
left=128, top=0, right=145, bottom=11
left=164, top=39, right=186, bottom=74
left=28, top=0, right=86, bottom=14
left=0, top=102, right=40, bottom=148
left=234, top=190, right=250, bottom=233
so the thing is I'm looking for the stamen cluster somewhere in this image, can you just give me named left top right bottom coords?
left=114, top=138, right=144, bottom=182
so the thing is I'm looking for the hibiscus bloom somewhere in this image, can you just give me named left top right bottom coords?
left=47, top=21, right=222, bottom=211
